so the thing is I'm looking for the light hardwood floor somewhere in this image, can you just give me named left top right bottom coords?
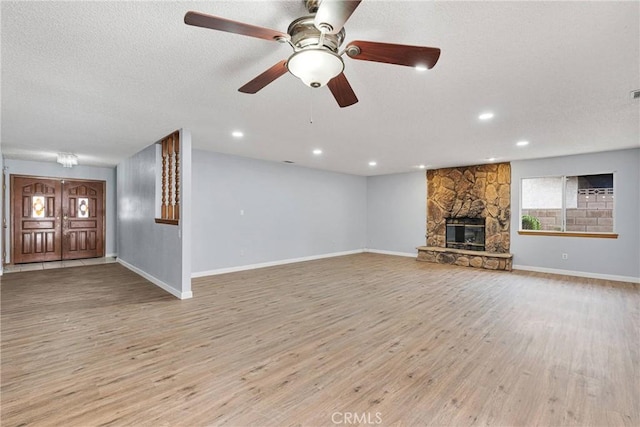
left=1, top=254, right=638, bottom=426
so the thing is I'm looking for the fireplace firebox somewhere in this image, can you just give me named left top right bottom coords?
left=446, top=218, right=485, bottom=251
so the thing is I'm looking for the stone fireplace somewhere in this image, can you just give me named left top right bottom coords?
left=417, top=163, right=513, bottom=271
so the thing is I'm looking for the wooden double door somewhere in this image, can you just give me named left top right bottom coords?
left=11, top=175, right=105, bottom=264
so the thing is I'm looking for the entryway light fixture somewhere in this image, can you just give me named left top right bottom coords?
left=57, top=153, right=78, bottom=168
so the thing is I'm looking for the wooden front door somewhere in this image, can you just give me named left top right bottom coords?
left=11, top=176, right=105, bottom=264
left=11, top=176, right=63, bottom=263
left=61, top=180, right=104, bottom=260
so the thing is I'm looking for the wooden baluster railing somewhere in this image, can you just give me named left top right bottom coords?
left=161, top=139, right=168, bottom=219
left=175, top=136, right=180, bottom=220
left=156, top=131, right=181, bottom=225
left=167, top=135, right=174, bottom=220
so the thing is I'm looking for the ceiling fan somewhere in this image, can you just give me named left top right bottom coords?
left=184, top=0, right=441, bottom=108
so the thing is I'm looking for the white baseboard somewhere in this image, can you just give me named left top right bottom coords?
left=117, top=258, right=193, bottom=299
left=364, top=248, right=417, bottom=258
left=106, top=253, right=118, bottom=258
left=191, top=249, right=365, bottom=278
left=512, top=264, right=640, bottom=284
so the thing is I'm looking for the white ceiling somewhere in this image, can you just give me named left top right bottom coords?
left=2, top=1, right=639, bottom=176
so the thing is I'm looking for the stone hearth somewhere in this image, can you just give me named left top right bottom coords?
left=417, top=247, right=513, bottom=271
left=418, top=163, right=513, bottom=271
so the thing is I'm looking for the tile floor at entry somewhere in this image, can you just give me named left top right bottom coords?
left=3, top=257, right=117, bottom=273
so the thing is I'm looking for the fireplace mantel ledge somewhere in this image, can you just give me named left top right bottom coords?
left=417, top=246, right=513, bottom=259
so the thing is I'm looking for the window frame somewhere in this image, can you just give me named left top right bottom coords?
left=518, top=172, right=618, bottom=239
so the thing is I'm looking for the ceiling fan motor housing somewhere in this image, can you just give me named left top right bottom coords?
left=287, top=16, right=345, bottom=52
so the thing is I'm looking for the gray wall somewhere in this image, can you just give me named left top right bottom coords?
left=191, top=150, right=367, bottom=274
left=2, top=158, right=117, bottom=262
left=1, top=150, right=4, bottom=274
left=510, top=148, right=640, bottom=280
left=6, top=145, right=635, bottom=283
left=366, top=171, right=426, bottom=254
left=117, top=130, right=192, bottom=297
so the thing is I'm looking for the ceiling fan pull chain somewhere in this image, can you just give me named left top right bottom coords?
left=309, top=87, right=314, bottom=124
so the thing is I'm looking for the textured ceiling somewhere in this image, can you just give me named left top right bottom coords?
left=2, top=1, right=639, bottom=176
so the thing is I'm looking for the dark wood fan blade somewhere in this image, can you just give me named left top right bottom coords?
left=238, top=60, right=289, bottom=94
left=314, top=0, right=362, bottom=34
left=327, top=73, right=358, bottom=108
left=185, top=11, right=290, bottom=42
left=346, top=40, right=441, bottom=69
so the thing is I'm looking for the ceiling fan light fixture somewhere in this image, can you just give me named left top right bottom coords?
left=287, top=49, right=344, bottom=88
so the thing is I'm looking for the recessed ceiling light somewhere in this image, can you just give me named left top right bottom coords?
left=369, top=161, right=377, bottom=166
left=415, top=65, right=428, bottom=72
left=231, top=131, right=244, bottom=138
left=478, top=112, right=494, bottom=121
left=516, top=140, right=529, bottom=147
left=418, top=164, right=426, bottom=169
left=313, top=149, right=322, bottom=155
left=486, top=157, right=497, bottom=162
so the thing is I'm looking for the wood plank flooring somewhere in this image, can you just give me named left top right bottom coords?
left=1, top=253, right=638, bottom=426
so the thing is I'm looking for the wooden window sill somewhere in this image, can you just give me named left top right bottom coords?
left=155, top=218, right=179, bottom=225
left=518, top=230, right=618, bottom=239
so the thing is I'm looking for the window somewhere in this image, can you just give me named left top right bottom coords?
left=520, top=173, right=615, bottom=236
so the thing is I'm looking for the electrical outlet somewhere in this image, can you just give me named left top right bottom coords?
left=562, top=253, right=568, bottom=260
left=240, top=249, right=245, bottom=256
left=240, top=209, right=244, bottom=216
